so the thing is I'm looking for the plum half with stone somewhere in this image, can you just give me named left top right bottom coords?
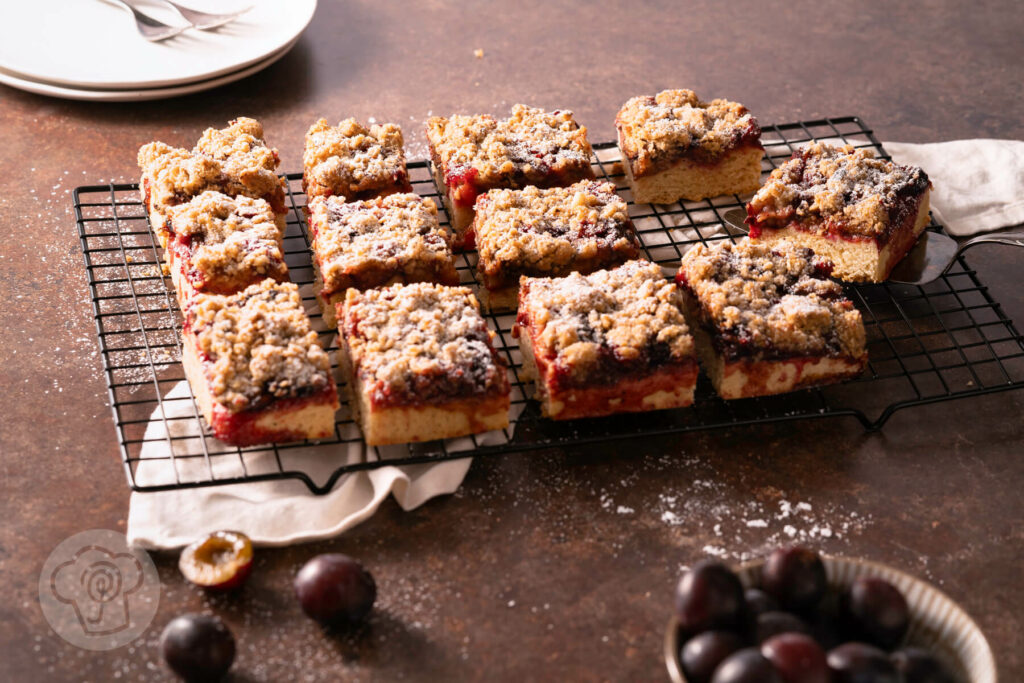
left=178, top=530, right=253, bottom=590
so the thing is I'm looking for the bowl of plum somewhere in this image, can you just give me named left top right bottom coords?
left=664, top=547, right=995, bottom=683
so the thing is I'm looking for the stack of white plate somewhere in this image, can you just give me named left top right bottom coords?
left=0, top=0, right=316, bottom=101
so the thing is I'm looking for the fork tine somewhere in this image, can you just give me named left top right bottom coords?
left=141, top=24, right=186, bottom=42
left=159, top=1, right=253, bottom=30
left=106, top=0, right=187, bottom=42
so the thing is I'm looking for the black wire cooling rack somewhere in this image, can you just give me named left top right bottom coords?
left=75, top=116, right=1024, bottom=494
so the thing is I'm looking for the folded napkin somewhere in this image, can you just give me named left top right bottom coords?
left=882, top=139, right=1024, bottom=236
left=127, top=379, right=520, bottom=549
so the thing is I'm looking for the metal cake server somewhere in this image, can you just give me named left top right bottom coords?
left=721, top=207, right=1024, bottom=286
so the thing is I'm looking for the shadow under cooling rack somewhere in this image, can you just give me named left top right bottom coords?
left=75, top=116, right=1024, bottom=494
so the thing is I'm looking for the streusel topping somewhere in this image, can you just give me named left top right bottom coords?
left=168, top=191, right=286, bottom=290
left=138, top=117, right=282, bottom=209
left=303, top=118, right=408, bottom=199
left=747, top=142, right=930, bottom=237
left=678, top=239, right=866, bottom=359
left=518, top=260, right=694, bottom=384
left=475, top=181, right=638, bottom=284
left=615, top=89, right=761, bottom=174
left=187, top=280, right=332, bottom=412
left=310, top=194, right=453, bottom=291
left=138, top=142, right=223, bottom=208
left=425, top=105, right=593, bottom=186
left=194, top=117, right=280, bottom=192
left=341, top=283, right=507, bottom=405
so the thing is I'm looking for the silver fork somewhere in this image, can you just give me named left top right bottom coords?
left=159, top=1, right=253, bottom=30
left=106, top=0, right=186, bottom=42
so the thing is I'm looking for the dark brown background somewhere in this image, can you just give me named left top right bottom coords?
left=2, top=1, right=1022, bottom=680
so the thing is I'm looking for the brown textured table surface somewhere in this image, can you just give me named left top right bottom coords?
left=3, top=1, right=1023, bottom=680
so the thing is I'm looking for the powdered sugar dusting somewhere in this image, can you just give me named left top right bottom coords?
left=589, top=452, right=873, bottom=567
left=3, top=170, right=126, bottom=435
left=660, top=488, right=871, bottom=566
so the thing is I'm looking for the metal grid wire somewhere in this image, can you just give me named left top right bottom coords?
left=75, top=116, right=1024, bottom=494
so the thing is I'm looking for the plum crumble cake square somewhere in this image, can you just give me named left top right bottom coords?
left=337, top=282, right=510, bottom=446
left=308, top=193, right=459, bottom=328
left=302, top=118, right=412, bottom=201
left=473, top=180, right=641, bottom=312
left=137, top=117, right=287, bottom=248
left=182, top=280, right=339, bottom=446
left=676, top=238, right=868, bottom=399
left=513, top=260, right=698, bottom=420
left=615, top=89, right=763, bottom=204
left=746, top=142, right=932, bottom=283
left=163, top=191, right=288, bottom=308
left=425, top=104, right=595, bottom=249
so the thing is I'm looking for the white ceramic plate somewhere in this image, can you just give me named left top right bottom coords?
left=0, top=36, right=296, bottom=102
left=665, top=555, right=997, bottom=683
left=0, top=0, right=316, bottom=89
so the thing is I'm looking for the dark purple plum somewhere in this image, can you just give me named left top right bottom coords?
left=891, top=647, right=960, bottom=683
left=761, top=546, right=827, bottom=612
left=807, top=588, right=843, bottom=650
left=711, top=648, right=783, bottom=683
left=680, top=630, right=744, bottom=683
left=840, top=577, right=910, bottom=649
left=675, top=560, right=745, bottom=634
left=744, top=588, right=779, bottom=617
left=294, top=554, right=376, bottom=625
left=755, top=610, right=810, bottom=644
left=761, top=632, right=829, bottom=683
left=827, top=642, right=900, bottom=683
left=160, top=614, right=235, bottom=682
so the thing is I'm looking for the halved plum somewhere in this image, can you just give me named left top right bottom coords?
left=179, top=530, right=254, bottom=590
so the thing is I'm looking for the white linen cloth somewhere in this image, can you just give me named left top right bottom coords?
left=882, top=139, right=1024, bottom=236
left=127, top=380, right=519, bottom=549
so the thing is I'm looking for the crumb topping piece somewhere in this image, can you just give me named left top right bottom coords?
left=310, top=193, right=454, bottom=293
left=341, top=283, right=507, bottom=406
left=303, top=118, right=409, bottom=199
left=138, top=117, right=282, bottom=210
left=615, top=89, right=762, bottom=175
left=167, top=191, right=287, bottom=292
left=518, top=260, right=694, bottom=385
left=678, top=239, right=866, bottom=360
left=425, top=104, right=594, bottom=187
left=747, top=142, right=930, bottom=238
left=187, top=280, right=332, bottom=412
left=138, top=142, right=222, bottom=207
left=475, top=180, right=639, bottom=286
